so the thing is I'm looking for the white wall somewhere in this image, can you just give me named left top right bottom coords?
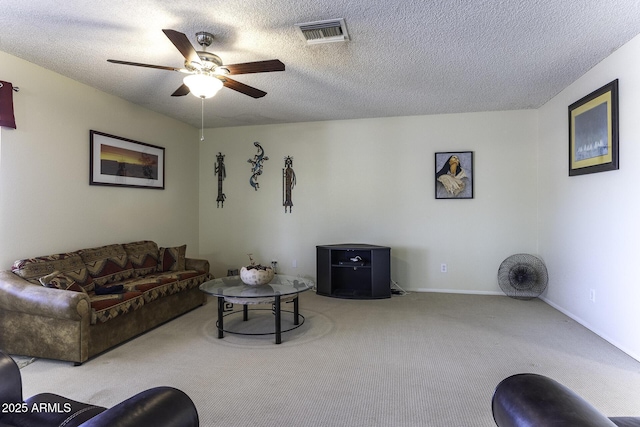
left=0, top=52, right=201, bottom=267
left=199, top=111, right=539, bottom=294
left=538, top=34, right=640, bottom=360
left=3, top=33, right=639, bottom=361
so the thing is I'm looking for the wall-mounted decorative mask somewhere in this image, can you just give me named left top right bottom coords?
left=283, top=156, right=296, bottom=213
left=215, top=152, right=226, bottom=207
left=248, top=142, right=268, bottom=191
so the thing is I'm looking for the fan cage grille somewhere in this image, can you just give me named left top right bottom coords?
left=498, top=253, right=548, bottom=300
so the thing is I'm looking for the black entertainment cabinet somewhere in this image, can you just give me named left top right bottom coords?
left=316, top=244, right=391, bottom=299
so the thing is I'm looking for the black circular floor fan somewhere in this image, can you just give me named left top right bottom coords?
left=498, top=254, right=548, bottom=300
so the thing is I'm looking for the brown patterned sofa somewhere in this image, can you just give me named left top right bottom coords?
left=0, top=241, right=211, bottom=364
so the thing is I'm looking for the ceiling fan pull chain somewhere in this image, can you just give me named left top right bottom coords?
left=200, top=97, right=205, bottom=141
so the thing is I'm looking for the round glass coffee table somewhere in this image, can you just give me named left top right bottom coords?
left=199, top=275, right=314, bottom=344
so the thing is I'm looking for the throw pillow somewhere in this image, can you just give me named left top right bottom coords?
left=158, top=245, right=186, bottom=272
left=39, top=271, right=86, bottom=293
left=12, top=253, right=90, bottom=285
left=78, top=244, right=135, bottom=286
left=123, top=240, right=159, bottom=276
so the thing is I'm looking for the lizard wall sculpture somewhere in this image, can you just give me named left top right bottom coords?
left=248, top=142, right=268, bottom=191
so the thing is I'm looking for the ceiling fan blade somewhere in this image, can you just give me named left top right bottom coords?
left=162, top=29, right=201, bottom=65
left=223, top=78, right=267, bottom=98
left=107, top=59, right=181, bottom=71
left=223, top=60, right=285, bottom=75
left=171, top=84, right=190, bottom=97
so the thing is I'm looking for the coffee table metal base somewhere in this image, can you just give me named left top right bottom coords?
left=216, top=295, right=304, bottom=344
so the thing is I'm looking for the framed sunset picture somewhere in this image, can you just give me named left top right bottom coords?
left=90, top=130, right=165, bottom=189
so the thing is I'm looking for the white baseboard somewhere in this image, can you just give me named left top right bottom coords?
left=410, top=288, right=504, bottom=296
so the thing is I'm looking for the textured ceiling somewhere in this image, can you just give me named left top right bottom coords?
left=2, top=0, right=640, bottom=129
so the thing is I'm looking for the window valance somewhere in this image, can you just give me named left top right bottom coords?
left=0, top=81, right=17, bottom=129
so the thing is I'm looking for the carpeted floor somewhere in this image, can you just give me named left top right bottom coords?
left=19, top=292, right=640, bottom=426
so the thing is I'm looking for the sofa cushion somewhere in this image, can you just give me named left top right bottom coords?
left=158, top=245, right=186, bottom=272
left=123, top=240, right=159, bottom=276
left=12, top=252, right=94, bottom=290
left=121, top=275, right=178, bottom=304
left=39, top=271, right=87, bottom=293
left=131, top=270, right=209, bottom=303
left=89, top=290, right=145, bottom=324
left=170, top=270, right=209, bottom=294
left=78, top=244, right=134, bottom=286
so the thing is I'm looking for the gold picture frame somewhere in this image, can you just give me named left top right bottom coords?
left=568, top=79, right=619, bottom=176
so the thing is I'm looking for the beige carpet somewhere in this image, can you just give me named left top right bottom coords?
left=19, top=292, right=640, bottom=426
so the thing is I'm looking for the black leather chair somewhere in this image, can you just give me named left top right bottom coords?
left=0, top=351, right=199, bottom=427
left=492, top=373, right=640, bottom=427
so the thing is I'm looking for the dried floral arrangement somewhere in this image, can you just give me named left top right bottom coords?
left=245, top=254, right=272, bottom=271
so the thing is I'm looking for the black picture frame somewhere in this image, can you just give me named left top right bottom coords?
left=568, top=79, right=619, bottom=176
left=90, top=130, right=165, bottom=189
left=435, top=151, right=474, bottom=199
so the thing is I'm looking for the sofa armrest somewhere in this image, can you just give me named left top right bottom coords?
left=0, top=270, right=90, bottom=321
left=79, top=386, right=199, bottom=427
left=492, top=373, right=617, bottom=427
left=185, top=258, right=210, bottom=273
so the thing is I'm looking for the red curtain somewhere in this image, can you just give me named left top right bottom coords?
left=0, top=80, right=17, bottom=129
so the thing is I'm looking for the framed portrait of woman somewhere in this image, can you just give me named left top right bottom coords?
left=435, top=151, right=474, bottom=199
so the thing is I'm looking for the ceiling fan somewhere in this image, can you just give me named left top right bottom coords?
left=107, top=29, right=285, bottom=99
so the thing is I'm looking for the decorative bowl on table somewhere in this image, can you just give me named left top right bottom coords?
left=240, top=266, right=275, bottom=286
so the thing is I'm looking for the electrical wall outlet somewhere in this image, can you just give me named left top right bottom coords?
left=292, top=259, right=297, bottom=268
left=441, top=263, right=447, bottom=273
left=589, top=289, right=596, bottom=302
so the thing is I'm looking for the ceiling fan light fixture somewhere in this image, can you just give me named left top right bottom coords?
left=183, top=74, right=223, bottom=98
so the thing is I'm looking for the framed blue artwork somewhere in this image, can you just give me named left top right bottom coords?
left=568, top=79, right=619, bottom=176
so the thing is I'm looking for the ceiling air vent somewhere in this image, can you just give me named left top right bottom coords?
left=294, top=19, right=349, bottom=45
